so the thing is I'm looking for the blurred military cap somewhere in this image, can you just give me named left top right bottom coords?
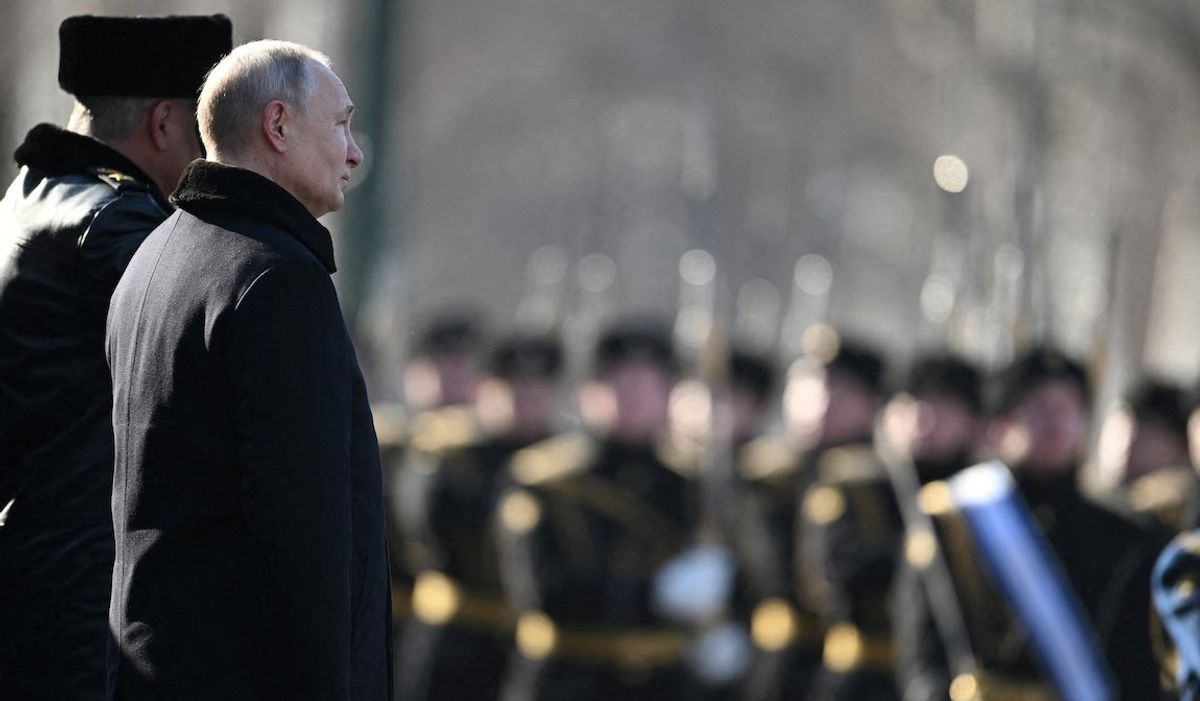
left=487, top=335, right=563, bottom=379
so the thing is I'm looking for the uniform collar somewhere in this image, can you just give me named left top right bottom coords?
left=170, top=159, right=336, bottom=274
left=13, top=123, right=169, bottom=209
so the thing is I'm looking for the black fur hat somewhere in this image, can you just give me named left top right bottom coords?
left=59, top=15, right=232, bottom=98
left=592, top=320, right=677, bottom=377
left=904, top=353, right=983, bottom=413
left=1125, top=378, right=1190, bottom=444
left=487, top=335, right=563, bottom=379
left=413, top=311, right=484, bottom=358
left=992, top=345, right=1091, bottom=416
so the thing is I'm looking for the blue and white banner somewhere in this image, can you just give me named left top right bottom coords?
left=949, top=461, right=1114, bottom=701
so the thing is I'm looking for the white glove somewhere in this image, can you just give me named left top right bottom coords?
left=652, top=543, right=736, bottom=625
left=686, top=622, right=752, bottom=685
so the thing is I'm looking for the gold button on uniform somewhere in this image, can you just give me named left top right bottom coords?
left=804, top=486, right=846, bottom=525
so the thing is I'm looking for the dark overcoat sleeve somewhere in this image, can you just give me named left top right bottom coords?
left=78, top=191, right=166, bottom=297
left=225, top=257, right=355, bottom=698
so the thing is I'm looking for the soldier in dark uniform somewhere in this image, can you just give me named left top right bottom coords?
left=734, top=328, right=886, bottom=701
left=494, top=320, right=698, bottom=701
left=894, top=346, right=1167, bottom=701
left=1096, top=379, right=1196, bottom=531
left=663, top=347, right=779, bottom=698
left=0, top=15, right=231, bottom=699
left=395, top=334, right=564, bottom=700
left=800, top=353, right=984, bottom=701
left=402, top=312, right=487, bottom=412
left=386, top=313, right=486, bottom=632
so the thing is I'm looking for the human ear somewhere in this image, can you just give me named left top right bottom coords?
left=262, top=100, right=289, bottom=153
left=148, top=100, right=174, bottom=151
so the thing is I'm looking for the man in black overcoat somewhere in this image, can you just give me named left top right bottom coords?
left=0, top=15, right=230, bottom=699
left=105, top=40, right=390, bottom=699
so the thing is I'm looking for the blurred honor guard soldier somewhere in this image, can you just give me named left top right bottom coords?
left=387, top=311, right=486, bottom=613
left=106, top=41, right=391, bottom=699
left=396, top=334, right=563, bottom=701
left=662, top=347, right=779, bottom=699
left=895, top=347, right=1166, bottom=701
left=495, top=321, right=697, bottom=701
left=800, top=353, right=983, bottom=701
left=0, top=15, right=230, bottom=699
left=733, top=328, right=885, bottom=701
left=402, top=312, right=486, bottom=412
left=1096, top=379, right=1197, bottom=530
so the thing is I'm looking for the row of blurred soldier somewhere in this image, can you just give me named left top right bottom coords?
left=377, top=312, right=1198, bottom=701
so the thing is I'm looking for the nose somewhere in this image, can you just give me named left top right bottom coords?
left=347, top=131, right=364, bottom=169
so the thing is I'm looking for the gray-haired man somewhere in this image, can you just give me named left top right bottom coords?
left=106, top=40, right=389, bottom=699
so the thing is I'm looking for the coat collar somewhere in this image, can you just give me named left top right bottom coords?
left=13, top=123, right=169, bottom=210
left=170, top=159, right=336, bottom=273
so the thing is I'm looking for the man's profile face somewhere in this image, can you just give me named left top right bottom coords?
left=285, top=63, right=364, bottom=217
left=994, top=378, right=1088, bottom=475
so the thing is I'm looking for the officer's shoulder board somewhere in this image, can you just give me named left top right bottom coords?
left=1129, top=468, right=1197, bottom=517
left=509, top=432, right=595, bottom=487
left=737, top=435, right=799, bottom=482
left=408, top=405, right=481, bottom=455
left=91, top=166, right=149, bottom=194
left=655, top=437, right=702, bottom=479
left=371, top=401, right=409, bottom=450
left=816, top=444, right=884, bottom=484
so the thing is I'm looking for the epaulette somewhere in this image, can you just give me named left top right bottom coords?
left=408, top=405, right=480, bottom=455
left=655, top=437, right=702, bottom=479
left=91, top=167, right=147, bottom=193
left=509, top=432, right=595, bottom=487
left=1129, top=469, right=1197, bottom=520
left=816, top=444, right=884, bottom=484
left=371, top=401, right=408, bottom=450
left=737, top=435, right=800, bottom=482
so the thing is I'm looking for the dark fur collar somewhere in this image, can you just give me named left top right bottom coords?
left=170, top=160, right=336, bottom=273
left=14, top=123, right=168, bottom=208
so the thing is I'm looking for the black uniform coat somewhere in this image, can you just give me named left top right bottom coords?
left=105, top=160, right=391, bottom=700
left=894, top=470, right=1167, bottom=701
left=0, top=124, right=171, bottom=699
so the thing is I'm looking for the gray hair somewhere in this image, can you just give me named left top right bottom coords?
left=197, top=40, right=332, bottom=157
left=67, top=96, right=161, bottom=143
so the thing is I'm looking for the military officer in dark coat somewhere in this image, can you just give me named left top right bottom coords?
left=0, top=15, right=230, bottom=699
left=799, top=353, right=983, bottom=701
left=396, top=334, right=563, bottom=700
left=733, top=328, right=886, bottom=701
left=106, top=40, right=390, bottom=699
left=495, top=321, right=698, bottom=701
left=894, top=347, right=1166, bottom=701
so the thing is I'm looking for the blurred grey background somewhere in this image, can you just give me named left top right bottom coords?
left=4, top=0, right=1200, bottom=412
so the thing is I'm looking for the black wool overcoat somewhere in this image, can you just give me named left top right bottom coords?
left=105, top=160, right=391, bottom=700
